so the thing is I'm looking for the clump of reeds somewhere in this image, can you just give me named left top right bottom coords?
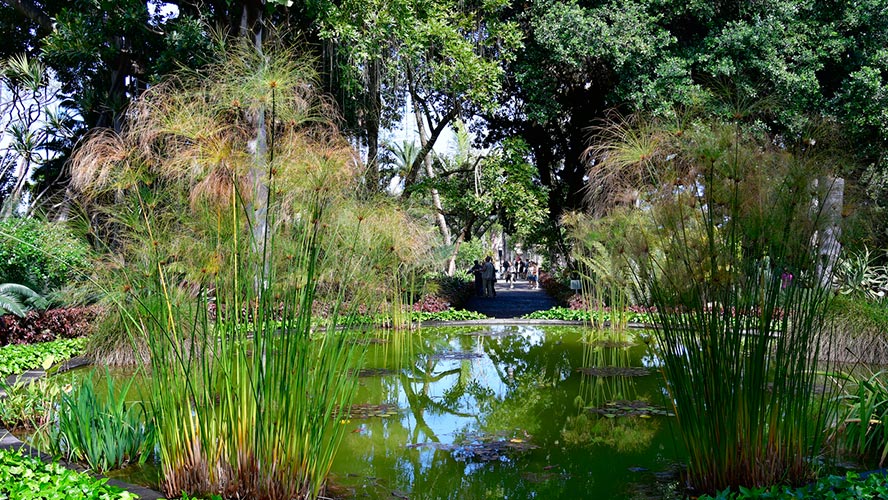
left=69, top=37, right=429, bottom=499
left=585, top=108, right=841, bottom=493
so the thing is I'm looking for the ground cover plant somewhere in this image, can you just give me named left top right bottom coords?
left=0, top=337, right=86, bottom=378
left=522, top=306, right=653, bottom=325
left=698, top=471, right=888, bottom=499
left=0, top=447, right=136, bottom=500
left=580, top=103, right=842, bottom=494
left=410, top=309, right=488, bottom=322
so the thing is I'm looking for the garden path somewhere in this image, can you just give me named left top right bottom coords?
left=463, top=279, right=557, bottom=319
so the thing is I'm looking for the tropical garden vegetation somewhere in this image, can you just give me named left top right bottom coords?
left=3, top=0, right=888, bottom=498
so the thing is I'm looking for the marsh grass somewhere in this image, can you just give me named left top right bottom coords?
left=828, top=368, right=888, bottom=467
left=646, top=124, right=836, bottom=493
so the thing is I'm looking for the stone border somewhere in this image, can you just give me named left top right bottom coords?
left=0, top=357, right=165, bottom=500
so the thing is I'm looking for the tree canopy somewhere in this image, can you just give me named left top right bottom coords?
left=3, top=0, right=888, bottom=257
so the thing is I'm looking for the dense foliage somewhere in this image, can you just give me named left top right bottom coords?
left=0, top=447, right=136, bottom=500
left=0, top=337, right=86, bottom=378
left=699, top=472, right=888, bottom=500
left=0, top=306, right=100, bottom=345
left=0, top=377, right=65, bottom=430
left=0, top=219, right=89, bottom=293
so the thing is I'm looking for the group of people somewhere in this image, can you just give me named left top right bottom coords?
left=469, top=256, right=540, bottom=297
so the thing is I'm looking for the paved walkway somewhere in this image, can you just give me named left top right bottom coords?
left=463, top=280, right=558, bottom=319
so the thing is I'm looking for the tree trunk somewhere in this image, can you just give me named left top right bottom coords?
left=365, top=57, right=381, bottom=191
left=815, top=176, right=843, bottom=288
left=409, top=91, right=452, bottom=251
left=0, top=155, right=30, bottom=219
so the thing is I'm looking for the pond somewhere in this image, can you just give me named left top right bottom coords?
left=43, top=325, right=688, bottom=499
left=327, top=325, right=683, bottom=499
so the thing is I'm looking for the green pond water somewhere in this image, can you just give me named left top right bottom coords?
left=53, top=325, right=688, bottom=499
left=331, top=325, right=684, bottom=499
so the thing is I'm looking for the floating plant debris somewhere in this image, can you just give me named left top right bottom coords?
left=584, top=340, right=635, bottom=349
left=587, top=400, right=674, bottom=418
left=407, top=432, right=538, bottom=462
left=430, top=351, right=485, bottom=361
left=350, top=337, right=389, bottom=345
left=342, top=403, right=399, bottom=419
left=577, top=366, right=651, bottom=377
left=521, top=471, right=569, bottom=483
left=353, top=367, right=399, bottom=378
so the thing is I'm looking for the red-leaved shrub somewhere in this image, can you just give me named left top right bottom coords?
left=0, top=306, right=102, bottom=346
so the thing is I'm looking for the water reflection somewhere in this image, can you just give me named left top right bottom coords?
left=332, top=325, right=683, bottom=499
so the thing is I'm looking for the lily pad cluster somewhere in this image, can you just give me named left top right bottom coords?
left=430, top=351, right=484, bottom=361
left=577, top=366, right=651, bottom=377
left=587, top=400, right=675, bottom=418
left=344, top=403, right=400, bottom=419
left=407, top=432, right=538, bottom=462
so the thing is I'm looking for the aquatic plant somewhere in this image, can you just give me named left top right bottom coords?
left=586, top=106, right=841, bottom=492
left=829, top=369, right=888, bottom=466
left=67, top=39, right=411, bottom=499
left=0, top=377, right=64, bottom=429
left=50, top=369, right=154, bottom=472
left=0, top=448, right=136, bottom=500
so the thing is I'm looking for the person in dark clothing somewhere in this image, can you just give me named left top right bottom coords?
left=469, top=260, right=484, bottom=297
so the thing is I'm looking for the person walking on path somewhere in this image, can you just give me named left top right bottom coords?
left=502, top=259, right=512, bottom=288
left=482, top=256, right=496, bottom=297
left=469, top=260, right=484, bottom=297
left=527, top=261, right=539, bottom=289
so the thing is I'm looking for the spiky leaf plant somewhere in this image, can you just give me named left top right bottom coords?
left=587, top=109, right=841, bottom=493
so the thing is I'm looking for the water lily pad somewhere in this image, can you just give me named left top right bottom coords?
left=406, top=432, right=538, bottom=462
left=431, top=351, right=484, bottom=361
left=577, top=366, right=651, bottom=377
left=586, top=400, right=675, bottom=418
left=342, top=403, right=399, bottom=419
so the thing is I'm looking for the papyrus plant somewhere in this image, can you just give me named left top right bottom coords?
left=586, top=110, right=841, bottom=493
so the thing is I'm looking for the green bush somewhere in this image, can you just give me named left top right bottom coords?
left=699, top=471, right=888, bottom=499
left=0, top=377, right=65, bottom=429
left=0, top=447, right=137, bottom=499
left=0, top=337, right=87, bottom=378
left=411, top=309, right=488, bottom=322
left=0, top=218, right=90, bottom=294
left=522, top=306, right=654, bottom=324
